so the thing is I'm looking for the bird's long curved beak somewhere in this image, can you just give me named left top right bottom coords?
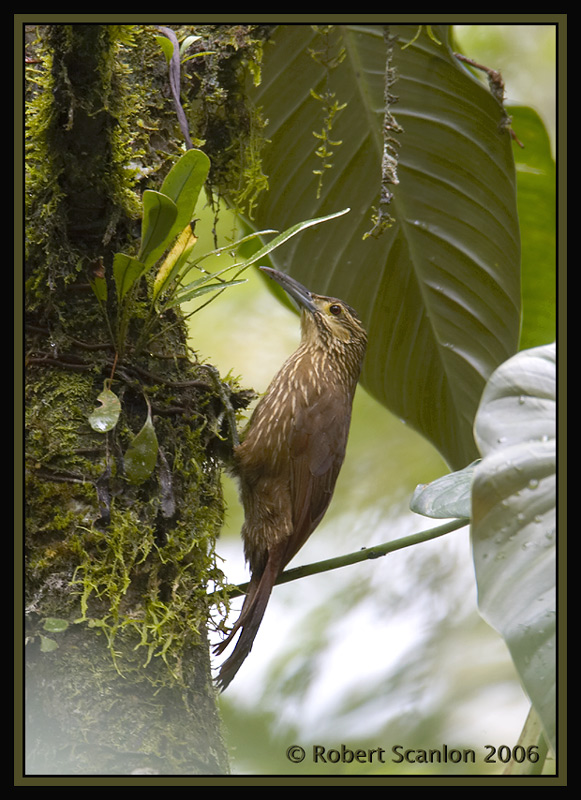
left=260, top=267, right=317, bottom=313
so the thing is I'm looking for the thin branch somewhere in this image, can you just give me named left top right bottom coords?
left=218, top=517, right=469, bottom=601
left=26, top=356, right=93, bottom=372
left=454, top=51, right=524, bottom=147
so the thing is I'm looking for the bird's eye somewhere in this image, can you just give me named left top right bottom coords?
left=329, top=304, right=342, bottom=316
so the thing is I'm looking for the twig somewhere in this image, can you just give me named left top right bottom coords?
left=216, top=517, right=469, bottom=600
left=454, top=52, right=505, bottom=104
left=26, top=356, right=93, bottom=372
left=454, top=52, right=524, bottom=147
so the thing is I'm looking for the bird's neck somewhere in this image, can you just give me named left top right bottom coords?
left=293, top=335, right=363, bottom=395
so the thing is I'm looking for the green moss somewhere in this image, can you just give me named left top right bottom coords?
left=25, top=25, right=163, bottom=304
left=173, top=24, right=272, bottom=216
left=24, top=23, right=241, bottom=773
left=58, top=416, right=226, bottom=684
left=25, top=350, right=235, bottom=689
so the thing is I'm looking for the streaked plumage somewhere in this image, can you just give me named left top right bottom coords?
left=215, top=267, right=367, bottom=691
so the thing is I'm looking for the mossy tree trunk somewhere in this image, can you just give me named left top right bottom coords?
left=23, top=23, right=262, bottom=776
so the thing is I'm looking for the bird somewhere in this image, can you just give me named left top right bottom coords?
left=214, top=266, right=367, bottom=691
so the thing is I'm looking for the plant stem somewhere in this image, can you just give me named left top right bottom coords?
left=222, top=516, right=469, bottom=600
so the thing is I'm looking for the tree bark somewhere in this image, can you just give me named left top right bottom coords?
left=23, top=23, right=258, bottom=776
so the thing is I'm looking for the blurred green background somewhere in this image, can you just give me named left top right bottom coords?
left=186, top=23, right=556, bottom=775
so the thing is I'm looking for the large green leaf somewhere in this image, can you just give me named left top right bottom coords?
left=472, top=343, right=556, bottom=753
left=509, top=105, right=556, bottom=351
left=245, top=24, right=521, bottom=468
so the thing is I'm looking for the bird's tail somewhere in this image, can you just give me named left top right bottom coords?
left=214, top=553, right=281, bottom=692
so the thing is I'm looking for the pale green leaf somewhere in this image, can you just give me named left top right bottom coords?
left=410, top=460, right=478, bottom=520
left=88, top=384, right=122, bottom=433
left=169, top=212, right=348, bottom=307
left=230, top=208, right=350, bottom=272
left=179, top=34, right=202, bottom=58
left=43, top=617, right=69, bottom=633
left=187, top=228, right=278, bottom=271
left=40, top=636, right=59, bottom=652
left=472, top=343, right=556, bottom=752
left=89, top=275, right=107, bottom=303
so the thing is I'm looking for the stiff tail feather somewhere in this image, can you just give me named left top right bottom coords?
left=214, top=552, right=281, bottom=692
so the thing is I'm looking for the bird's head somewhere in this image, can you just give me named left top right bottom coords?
left=260, top=266, right=367, bottom=361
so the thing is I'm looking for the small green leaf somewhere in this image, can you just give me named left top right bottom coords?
left=88, top=383, right=122, bottom=433
left=43, top=617, right=69, bottom=633
left=138, top=190, right=178, bottom=267
left=410, top=460, right=478, bottom=520
left=124, top=405, right=159, bottom=484
left=112, top=252, right=147, bottom=302
left=89, top=275, right=108, bottom=303
left=155, top=34, right=175, bottom=64
left=40, top=635, right=59, bottom=652
left=179, top=34, right=202, bottom=58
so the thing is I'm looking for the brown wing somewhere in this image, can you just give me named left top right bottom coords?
left=281, top=388, right=352, bottom=568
